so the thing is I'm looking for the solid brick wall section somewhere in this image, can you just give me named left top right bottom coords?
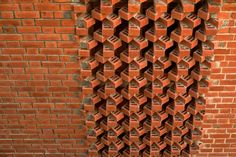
left=0, top=1, right=79, bottom=103
left=0, top=0, right=85, bottom=156
left=199, top=1, right=236, bottom=156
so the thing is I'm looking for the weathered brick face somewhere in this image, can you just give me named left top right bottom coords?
left=0, top=0, right=235, bottom=156
left=200, top=1, right=236, bottom=156
left=0, top=0, right=84, bottom=156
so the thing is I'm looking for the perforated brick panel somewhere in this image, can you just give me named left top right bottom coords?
left=74, top=0, right=218, bottom=156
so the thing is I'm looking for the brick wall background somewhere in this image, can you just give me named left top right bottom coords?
left=0, top=0, right=235, bottom=156
left=200, top=1, right=236, bottom=156
left=0, top=0, right=85, bottom=156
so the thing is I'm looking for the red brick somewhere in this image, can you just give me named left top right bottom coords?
left=20, top=41, right=44, bottom=48
left=22, top=19, right=35, bottom=26
left=20, top=4, right=34, bottom=11
left=0, top=20, right=21, bottom=26
left=17, top=26, right=41, bottom=33
left=37, top=34, right=61, bottom=41
left=6, top=41, right=20, bottom=47
left=42, top=62, right=64, bottom=68
left=0, top=34, right=22, bottom=40
left=23, top=34, right=36, bottom=40
left=1, top=11, right=14, bottom=18
left=34, top=3, right=60, bottom=11
left=55, top=27, right=74, bottom=33
left=0, top=4, right=19, bottom=11
left=15, top=11, right=40, bottom=18
left=24, top=55, right=46, bottom=61
left=36, top=20, right=60, bottom=26
left=25, top=68, right=48, bottom=74
left=41, top=11, right=54, bottom=18
left=222, top=3, right=236, bottom=11
left=40, top=48, right=63, bottom=54
left=2, top=48, right=25, bottom=54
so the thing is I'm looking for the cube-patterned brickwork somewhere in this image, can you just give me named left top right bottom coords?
left=73, top=0, right=219, bottom=156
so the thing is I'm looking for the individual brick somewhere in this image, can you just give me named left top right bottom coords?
left=146, top=6, right=161, bottom=21
left=171, top=5, right=185, bottom=21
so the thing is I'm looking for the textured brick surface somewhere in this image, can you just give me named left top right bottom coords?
left=0, top=0, right=236, bottom=156
left=77, top=0, right=218, bottom=156
left=0, top=0, right=83, bottom=156
left=199, top=1, right=236, bottom=156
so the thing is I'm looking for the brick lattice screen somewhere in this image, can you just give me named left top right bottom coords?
left=75, top=0, right=219, bottom=156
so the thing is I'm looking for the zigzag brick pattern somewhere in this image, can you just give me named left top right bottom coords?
left=73, top=0, right=219, bottom=156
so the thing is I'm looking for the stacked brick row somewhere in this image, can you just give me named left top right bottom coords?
left=73, top=0, right=219, bottom=156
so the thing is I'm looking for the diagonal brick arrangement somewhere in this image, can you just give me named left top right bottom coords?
left=73, top=0, right=219, bottom=156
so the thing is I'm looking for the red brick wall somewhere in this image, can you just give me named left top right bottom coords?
left=0, top=0, right=85, bottom=156
left=199, top=1, right=236, bottom=156
left=0, top=0, right=235, bottom=156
